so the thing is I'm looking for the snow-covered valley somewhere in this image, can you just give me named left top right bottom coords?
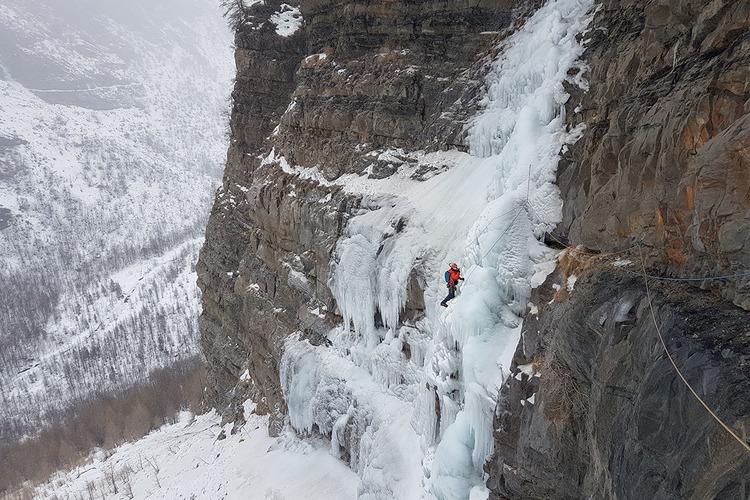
left=33, top=404, right=360, bottom=500
left=0, top=0, right=233, bottom=457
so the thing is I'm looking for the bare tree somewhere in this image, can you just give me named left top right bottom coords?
left=85, top=479, right=96, bottom=500
left=118, top=466, right=134, bottom=499
left=145, top=456, right=161, bottom=489
left=104, top=464, right=118, bottom=495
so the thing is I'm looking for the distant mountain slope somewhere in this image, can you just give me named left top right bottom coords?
left=0, top=0, right=234, bottom=442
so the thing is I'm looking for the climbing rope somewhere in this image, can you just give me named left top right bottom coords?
left=463, top=207, right=524, bottom=281
left=523, top=202, right=749, bottom=451
left=526, top=204, right=750, bottom=283
left=469, top=206, right=526, bottom=248
left=477, top=208, right=524, bottom=264
left=525, top=203, right=640, bottom=257
left=462, top=198, right=628, bottom=283
left=547, top=229, right=750, bottom=282
left=462, top=163, right=540, bottom=276
left=461, top=169, right=571, bottom=281
left=619, top=266, right=750, bottom=282
left=637, top=245, right=750, bottom=453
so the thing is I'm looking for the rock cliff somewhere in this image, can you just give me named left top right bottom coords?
left=198, top=0, right=532, bottom=432
left=487, top=249, right=750, bottom=499
left=198, top=0, right=750, bottom=497
left=486, top=2, right=750, bottom=498
left=558, top=0, right=750, bottom=309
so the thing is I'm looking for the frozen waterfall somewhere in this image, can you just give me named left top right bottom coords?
left=280, top=0, right=596, bottom=498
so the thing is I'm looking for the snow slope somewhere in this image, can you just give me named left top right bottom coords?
left=33, top=404, right=359, bottom=500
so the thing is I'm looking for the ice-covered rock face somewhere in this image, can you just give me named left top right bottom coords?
left=234, top=1, right=591, bottom=499
left=199, top=0, right=527, bottom=430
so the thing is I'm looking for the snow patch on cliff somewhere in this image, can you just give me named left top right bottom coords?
left=271, top=4, right=302, bottom=37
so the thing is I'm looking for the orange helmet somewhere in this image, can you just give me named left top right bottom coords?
left=450, top=263, right=458, bottom=270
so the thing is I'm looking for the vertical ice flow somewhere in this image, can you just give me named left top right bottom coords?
left=433, top=1, right=595, bottom=497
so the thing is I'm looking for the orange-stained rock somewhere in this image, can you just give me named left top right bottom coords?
left=558, top=0, right=750, bottom=309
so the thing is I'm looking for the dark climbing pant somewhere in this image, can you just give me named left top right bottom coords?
left=441, top=285, right=456, bottom=306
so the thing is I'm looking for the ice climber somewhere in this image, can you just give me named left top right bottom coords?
left=440, top=263, right=464, bottom=307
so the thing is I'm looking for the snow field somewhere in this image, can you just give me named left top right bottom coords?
left=33, top=408, right=358, bottom=500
